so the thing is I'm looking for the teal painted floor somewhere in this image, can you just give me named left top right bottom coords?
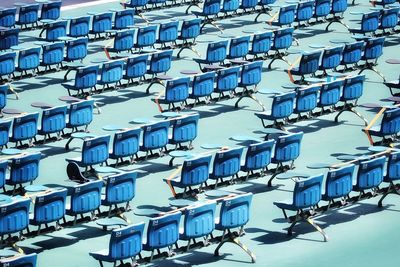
left=2, top=0, right=400, bottom=266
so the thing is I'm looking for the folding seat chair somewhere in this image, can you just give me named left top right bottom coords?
left=383, top=75, right=400, bottom=96
left=123, top=54, right=148, bottom=85
left=322, top=164, right=355, bottom=209
left=334, top=75, right=368, bottom=125
left=147, top=0, right=167, bottom=9
left=64, top=37, right=89, bottom=63
left=209, top=146, right=244, bottom=187
left=140, top=120, right=170, bottom=158
left=194, top=40, right=228, bottom=71
left=66, top=135, right=111, bottom=171
left=362, top=108, right=400, bottom=145
left=90, top=12, right=113, bottom=39
left=214, top=66, right=240, bottom=100
left=349, top=11, right=380, bottom=36
left=179, top=202, right=216, bottom=251
left=169, top=113, right=199, bottom=149
left=134, top=25, right=157, bottom=52
left=235, top=61, right=265, bottom=110
left=255, top=91, right=296, bottom=129
left=241, top=140, right=275, bottom=181
left=338, top=41, right=364, bottom=72
left=214, top=193, right=255, bottom=263
left=68, top=16, right=90, bottom=38
left=42, top=20, right=67, bottom=42
left=29, top=188, right=68, bottom=234
left=325, top=0, right=349, bottom=31
left=248, top=31, right=273, bottom=59
left=317, top=79, right=343, bottom=114
left=287, top=50, right=322, bottom=84
left=0, top=28, right=19, bottom=51
left=189, top=71, right=216, bottom=105
left=157, top=21, right=179, bottom=49
left=0, top=253, right=37, bottom=266
left=0, top=7, right=17, bottom=28
left=268, top=131, right=304, bottom=186
left=221, top=0, right=240, bottom=17
left=16, top=4, right=39, bottom=29
left=15, top=47, right=41, bottom=78
left=109, top=128, right=141, bottom=165
left=113, top=9, right=135, bottom=30
left=37, top=105, right=67, bottom=143
left=313, top=0, right=331, bottom=23
left=90, top=222, right=145, bottom=267
left=62, top=65, right=99, bottom=96
left=143, top=211, right=181, bottom=262
left=318, top=46, right=344, bottom=76
left=10, top=113, right=39, bottom=147
left=0, top=52, right=16, bottom=82
left=352, top=156, right=386, bottom=199
left=358, top=37, right=386, bottom=81
left=267, top=5, right=297, bottom=28
left=165, top=154, right=211, bottom=197
left=97, top=60, right=124, bottom=91
left=145, top=50, right=173, bottom=93
left=268, top=27, right=294, bottom=69
left=177, top=18, right=201, bottom=58
left=66, top=99, right=94, bottom=132
left=66, top=180, right=103, bottom=225
left=378, top=7, right=400, bottom=34
left=101, top=170, right=137, bottom=215
left=155, top=77, right=190, bottom=111
left=0, top=84, right=7, bottom=116
left=0, top=119, right=11, bottom=149
left=239, top=0, right=258, bottom=13
left=192, top=0, right=223, bottom=33
left=40, top=42, right=64, bottom=71
left=274, top=174, right=327, bottom=241
left=293, top=85, right=319, bottom=120
left=0, top=198, right=30, bottom=241
left=294, top=0, right=315, bottom=27
left=106, top=29, right=135, bottom=55
left=39, top=1, right=62, bottom=21
left=254, top=0, right=276, bottom=22
left=227, top=36, right=251, bottom=61
left=378, top=151, right=400, bottom=207
left=6, top=152, right=41, bottom=193
left=124, top=0, right=149, bottom=22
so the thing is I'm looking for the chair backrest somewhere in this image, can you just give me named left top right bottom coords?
left=274, top=131, right=303, bottom=162
left=127, top=0, right=149, bottom=8
left=0, top=119, right=11, bottom=147
left=136, top=25, right=157, bottom=48
left=324, top=164, right=355, bottom=199
left=191, top=71, right=215, bottom=97
left=206, top=40, right=228, bottom=63
left=40, top=105, right=67, bottom=134
left=109, top=222, right=145, bottom=260
left=69, top=180, right=103, bottom=214
left=0, top=7, right=17, bottom=28
left=222, top=0, right=240, bottom=12
left=0, top=160, right=6, bottom=188
left=341, top=41, right=364, bottom=65
left=320, top=46, right=343, bottom=70
left=10, top=152, right=41, bottom=185
left=250, top=31, right=273, bottom=54
left=278, top=5, right=297, bottom=25
left=91, top=12, right=113, bottom=33
left=228, top=36, right=251, bottom=59
left=215, top=66, right=240, bottom=91
left=240, top=61, right=263, bottom=87
left=69, top=16, right=90, bottom=37
left=0, top=52, right=16, bottom=75
left=146, top=211, right=181, bottom=249
left=297, top=50, right=322, bottom=75
left=114, top=9, right=135, bottom=30
left=141, top=120, right=170, bottom=150
left=363, top=37, right=385, bottom=60
left=0, top=28, right=19, bottom=50
left=46, top=20, right=67, bottom=41
left=0, top=84, right=8, bottom=110
left=0, top=198, right=30, bottom=235
left=296, top=0, right=315, bottom=21
left=218, top=193, right=253, bottom=229
left=148, top=50, right=173, bottom=73
left=314, top=0, right=331, bottom=17
left=295, top=85, right=319, bottom=113
left=100, top=60, right=124, bottom=84
left=17, top=4, right=39, bottom=24
left=81, top=135, right=110, bottom=165
left=318, top=79, right=343, bottom=107
left=33, top=188, right=67, bottom=224
left=170, top=113, right=200, bottom=144
left=113, top=29, right=135, bottom=51
left=271, top=91, right=296, bottom=118
left=104, top=170, right=137, bottom=205
left=272, top=27, right=294, bottom=49
left=331, top=0, right=347, bottom=13
left=180, top=154, right=212, bottom=186
left=158, top=21, right=179, bottom=43
left=293, top=174, right=323, bottom=209
left=66, top=37, right=88, bottom=61
left=112, top=128, right=141, bottom=158
left=379, top=108, right=400, bottom=135
left=68, top=99, right=94, bottom=128
left=386, top=151, right=400, bottom=181
left=0, top=253, right=37, bottom=267
left=12, top=112, right=39, bottom=141
left=380, top=7, right=400, bottom=29
left=243, top=140, right=275, bottom=171
left=74, top=65, right=99, bottom=89
left=359, top=11, right=380, bottom=32
left=17, top=47, right=41, bottom=71
left=356, top=156, right=386, bottom=190
left=341, top=75, right=365, bottom=101
left=212, top=146, right=244, bottom=178
left=165, top=77, right=190, bottom=103
left=180, top=18, right=201, bottom=39
left=42, top=41, right=64, bottom=65
left=182, top=202, right=216, bottom=238
left=40, top=1, right=62, bottom=20
left=125, top=54, right=148, bottom=79
left=202, top=0, right=222, bottom=15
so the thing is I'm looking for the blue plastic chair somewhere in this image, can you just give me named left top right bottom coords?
left=379, top=7, right=400, bottom=34
left=214, top=193, right=255, bottom=262
left=349, top=11, right=380, bottom=36
left=294, top=85, right=319, bottom=120
left=214, top=66, right=240, bottom=100
left=16, top=47, right=41, bottom=78
left=68, top=16, right=90, bottom=38
left=240, top=0, right=258, bottom=12
left=319, top=46, right=344, bottom=75
left=42, top=20, right=67, bottom=42
left=0, top=52, right=16, bottom=82
left=40, top=1, right=62, bottom=21
left=123, top=54, right=148, bottom=85
left=7, top=152, right=41, bottom=193
left=194, top=40, right=228, bottom=71
left=0, top=84, right=7, bottom=116
left=255, top=91, right=296, bottom=128
left=0, top=198, right=30, bottom=241
left=113, top=9, right=135, bottom=30
left=255, top=0, right=277, bottom=22
left=157, top=21, right=179, bottom=48
left=145, top=50, right=173, bottom=93
left=0, top=7, right=17, bottom=28
left=107, top=29, right=135, bottom=54
left=317, top=79, right=343, bottom=114
left=40, top=41, right=64, bottom=71
left=109, top=127, right=141, bottom=165
left=125, top=0, right=148, bottom=22
left=90, top=12, right=113, bottom=39
left=192, top=0, right=223, bottom=33
left=0, top=119, right=11, bottom=149
left=147, top=0, right=167, bottom=9
left=268, top=27, right=294, bottom=69
left=289, top=50, right=322, bottom=83
left=313, top=0, right=331, bottom=22
left=294, top=0, right=315, bottom=27
left=221, top=0, right=240, bottom=17
left=66, top=180, right=103, bottom=225
left=209, top=146, right=244, bottom=187
left=62, top=65, right=99, bottom=96
left=353, top=156, right=386, bottom=199
left=273, top=174, right=327, bottom=241
left=177, top=18, right=201, bottom=58
left=0, top=28, right=19, bottom=51
left=378, top=151, right=400, bottom=207
left=89, top=222, right=145, bottom=266
left=157, top=77, right=190, bottom=111
left=29, top=188, right=67, bottom=234
left=66, top=99, right=94, bottom=132
left=0, top=253, right=37, bottom=266
left=325, top=0, right=349, bottom=31
left=269, top=5, right=297, bottom=27
left=169, top=113, right=199, bottom=149
left=248, top=31, right=273, bottom=59
left=189, top=71, right=215, bottom=104
left=363, top=108, right=400, bottom=144
left=38, top=105, right=67, bottom=143
left=227, top=36, right=251, bottom=60
left=241, top=140, right=275, bottom=180
left=143, top=211, right=181, bottom=262
left=134, top=25, right=157, bottom=52
left=65, top=37, right=88, bottom=62
left=140, top=120, right=170, bottom=158
left=0, top=160, right=7, bottom=191
left=339, top=41, right=364, bottom=71
left=16, top=4, right=39, bottom=29
left=10, top=112, right=39, bottom=147
left=98, top=60, right=124, bottom=91
left=358, top=37, right=386, bottom=81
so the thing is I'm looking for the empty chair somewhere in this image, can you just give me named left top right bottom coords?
left=68, top=16, right=90, bottom=38
left=42, top=20, right=67, bottom=42
left=90, top=12, right=113, bottom=39
left=273, top=174, right=327, bottom=241
left=157, top=21, right=179, bottom=48
left=358, top=37, right=386, bottom=81
left=109, top=127, right=141, bottom=165
left=0, top=84, right=7, bottom=116
left=0, top=7, right=17, bottom=28
left=255, top=0, right=277, bottom=22
left=227, top=36, right=251, bottom=60
left=268, top=5, right=297, bottom=27
left=378, top=151, right=400, bottom=207
left=0, top=253, right=37, bottom=267
left=214, top=193, right=255, bottom=262
left=177, top=18, right=201, bottom=58
left=156, top=77, right=190, bottom=111
left=209, top=146, right=244, bottom=187
left=124, top=0, right=148, bottom=22
left=97, top=60, right=124, bottom=91
left=189, top=71, right=216, bottom=104
left=268, top=27, right=294, bottom=69
left=143, top=211, right=181, bottom=262
left=140, top=120, right=170, bottom=158
left=147, top=0, right=167, bottom=9
left=40, top=1, right=62, bottom=21
left=239, top=0, right=258, bottom=12
left=313, top=0, right=331, bottom=22
left=362, top=108, right=400, bottom=144
left=319, top=46, right=344, bottom=76
left=169, top=113, right=199, bottom=149
left=40, top=42, right=64, bottom=71
left=107, top=29, right=135, bottom=55
left=62, top=65, right=99, bottom=96
left=16, top=47, right=41, bottom=78
left=89, top=222, right=145, bottom=267
left=325, top=0, right=349, bottom=31
left=255, top=91, right=296, bottom=128
left=10, top=112, right=39, bottom=147
left=221, top=0, right=240, bottom=17
left=134, top=25, right=157, bottom=52
left=339, top=41, right=364, bottom=71
left=194, top=40, right=228, bottom=71
left=235, top=61, right=264, bottom=109
left=66, top=99, right=94, bottom=132
left=214, top=66, right=240, bottom=100
left=37, top=105, right=67, bottom=143
left=384, top=75, right=400, bottom=96
left=0, top=52, right=16, bottom=82
left=65, top=37, right=88, bottom=62
left=0, top=198, right=30, bottom=241
left=0, top=28, right=19, bottom=51
left=352, top=156, right=386, bottom=199
left=192, top=0, right=223, bottom=33
left=241, top=140, right=275, bottom=180
left=288, top=50, right=322, bottom=84
left=294, top=0, right=315, bottom=27
left=113, top=9, right=135, bottom=30
left=66, top=180, right=103, bottom=225
left=379, top=7, right=400, bottom=34
left=293, top=85, right=319, bottom=119
left=145, top=50, right=173, bottom=94
left=349, top=11, right=380, bottom=36
left=123, top=54, right=148, bottom=85
left=248, top=31, right=273, bottom=59
left=29, top=188, right=68, bottom=234
left=7, top=152, right=41, bottom=193
left=0, top=119, right=12, bottom=149
left=16, top=4, right=39, bottom=29
left=317, top=79, right=343, bottom=114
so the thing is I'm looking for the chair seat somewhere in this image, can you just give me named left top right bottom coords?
left=254, top=111, right=274, bottom=120
left=273, top=199, right=296, bottom=210
left=66, top=157, right=85, bottom=166
left=89, top=249, right=113, bottom=262
left=62, top=82, right=80, bottom=90
left=162, top=176, right=183, bottom=187
left=361, top=126, right=383, bottom=137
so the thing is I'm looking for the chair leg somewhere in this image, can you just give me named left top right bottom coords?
left=378, top=183, right=400, bottom=207
left=304, top=217, right=328, bottom=242
left=214, top=231, right=256, bottom=263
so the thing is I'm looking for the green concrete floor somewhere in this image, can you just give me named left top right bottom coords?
left=2, top=0, right=400, bottom=266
